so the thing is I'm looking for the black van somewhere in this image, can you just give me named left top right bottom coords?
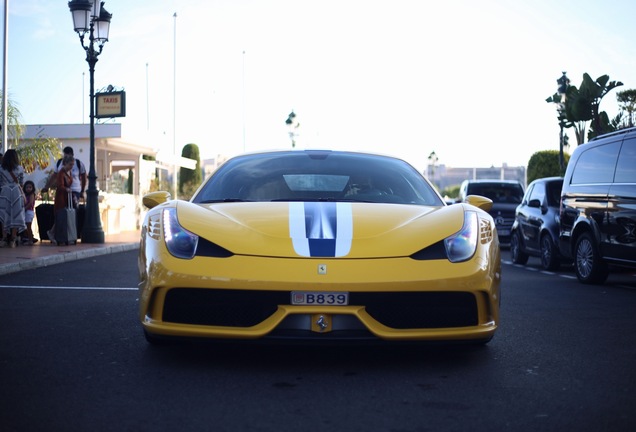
left=559, top=127, right=636, bottom=284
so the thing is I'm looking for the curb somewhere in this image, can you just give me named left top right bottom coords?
left=0, top=243, right=139, bottom=276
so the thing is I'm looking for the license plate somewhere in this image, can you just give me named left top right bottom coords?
left=291, top=291, right=349, bottom=305
left=498, top=229, right=510, bottom=236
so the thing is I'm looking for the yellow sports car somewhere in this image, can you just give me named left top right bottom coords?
left=139, top=150, right=501, bottom=344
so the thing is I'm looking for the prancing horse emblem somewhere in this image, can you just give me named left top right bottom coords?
left=315, top=315, right=328, bottom=331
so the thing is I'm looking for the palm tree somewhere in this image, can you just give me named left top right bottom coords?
left=617, top=89, right=636, bottom=128
left=1, top=91, right=61, bottom=173
left=546, top=73, right=623, bottom=144
left=16, top=136, right=62, bottom=173
left=1, top=90, right=25, bottom=149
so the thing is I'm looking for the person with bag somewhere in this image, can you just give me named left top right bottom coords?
left=0, top=149, right=27, bottom=248
left=48, top=146, right=86, bottom=208
left=48, top=155, right=76, bottom=245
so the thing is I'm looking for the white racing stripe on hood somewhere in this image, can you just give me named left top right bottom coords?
left=289, top=202, right=353, bottom=257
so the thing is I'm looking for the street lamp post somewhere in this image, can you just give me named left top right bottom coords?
left=68, top=0, right=112, bottom=243
left=285, top=111, right=299, bottom=148
left=427, top=151, right=438, bottom=186
left=556, top=71, right=570, bottom=172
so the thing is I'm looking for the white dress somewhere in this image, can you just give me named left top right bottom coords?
left=0, top=166, right=26, bottom=233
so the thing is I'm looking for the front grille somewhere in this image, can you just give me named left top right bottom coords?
left=354, top=292, right=478, bottom=328
left=493, top=217, right=514, bottom=227
left=163, top=289, right=287, bottom=327
left=162, top=289, right=478, bottom=329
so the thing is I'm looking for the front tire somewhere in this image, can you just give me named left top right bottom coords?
left=540, top=234, right=560, bottom=271
left=510, top=230, right=529, bottom=265
left=574, top=232, right=609, bottom=284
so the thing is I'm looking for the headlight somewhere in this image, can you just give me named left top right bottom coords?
left=163, top=208, right=199, bottom=259
left=444, top=211, right=478, bottom=263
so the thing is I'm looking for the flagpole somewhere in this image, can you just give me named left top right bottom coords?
left=2, top=0, right=9, bottom=153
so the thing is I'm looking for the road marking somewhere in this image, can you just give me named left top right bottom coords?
left=503, top=260, right=635, bottom=288
left=0, top=285, right=137, bottom=291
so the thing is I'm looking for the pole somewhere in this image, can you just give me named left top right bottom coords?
left=242, top=50, right=246, bottom=152
left=82, top=19, right=105, bottom=243
left=146, top=63, right=149, bottom=131
left=557, top=72, right=569, bottom=173
left=172, top=12, right=177, bottom=199
left=2, top=0, right=8, bottom=154
left=559, top=122, right=564, bottom=172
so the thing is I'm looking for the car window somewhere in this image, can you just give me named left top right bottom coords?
left=528, top=183, right=544, bottom=204
left=571, top=141, right=621, bottom=184
left=615, top=138, right=636, bottom=183
left=193, top=152, right=444, bottom=206
left=521, top=184, right=534, bottom=204
left=546, top=180, right=563, bottom=207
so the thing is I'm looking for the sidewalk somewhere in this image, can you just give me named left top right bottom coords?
left=0, top=230, right=140, bottom=276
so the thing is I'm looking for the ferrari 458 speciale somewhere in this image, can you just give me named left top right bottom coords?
left=139, top=150, right=501, bottom=344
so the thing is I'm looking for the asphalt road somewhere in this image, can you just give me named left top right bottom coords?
left=1, top=250, right=635, bottom=432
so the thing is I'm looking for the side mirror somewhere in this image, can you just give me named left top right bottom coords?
left=464, top=194, right=493, bottom=212
left=528, top=199, right=541, bottom=208
left=142, top=191, right=172, bottom=209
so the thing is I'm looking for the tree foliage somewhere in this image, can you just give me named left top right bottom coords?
left=15, top=136, right=62, bottom=174
left=1, top=92, right=62, bottom=173
left=179, top=143, right=202, bottom=199
left=546, top=73, right=623, bottom=144
left=527, top=150, right=570, bottom=184
left=440, top=185, right=460, bottom=201
left=126, top=168, right=134, bottom=194
left=0, top=91, right=62, bottom=174
left=0, top=90, right=25, bottom=149
left=616, top=89, right=636, bottom=128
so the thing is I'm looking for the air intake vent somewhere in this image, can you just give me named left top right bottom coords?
left=480, top=218, right=493, bottom=244
left=147, top=214, right=162, bottom=240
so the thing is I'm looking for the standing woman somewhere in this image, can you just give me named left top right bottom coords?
left=47, top=154, right=74, bottom=244
left=0, top=149, right=26, bottom=248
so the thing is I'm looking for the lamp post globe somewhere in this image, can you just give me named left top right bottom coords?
left=68, top=0, right=112, bottom=243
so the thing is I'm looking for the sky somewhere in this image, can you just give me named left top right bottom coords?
left=4, top=0, right=636, bottom=173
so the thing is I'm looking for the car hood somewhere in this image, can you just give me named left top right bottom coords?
left=176, top=201, right=467, bottom=258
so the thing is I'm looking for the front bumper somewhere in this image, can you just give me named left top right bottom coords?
left=139, top=248, right=501, bottom=343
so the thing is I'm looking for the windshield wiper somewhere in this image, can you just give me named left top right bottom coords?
left=270, top=197, right=342, bottom=202
left=270, top=197, right=379, bottom=203
left=199, top=198, right=251, bottom=203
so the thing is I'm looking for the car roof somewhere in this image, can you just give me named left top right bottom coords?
left=589, top=126, right=636, bottom=142
left=232, top=148, right=407, bottom=162
left=528, top=176, right=563, bottom=184
left=463, top=179, right=523, bottom=184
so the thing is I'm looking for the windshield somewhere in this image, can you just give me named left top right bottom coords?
left=193, top=151, right=444, bottom=206
left=467, top=182, right=524, bottom=204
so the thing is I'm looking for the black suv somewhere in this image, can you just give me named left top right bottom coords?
left=559, top=127, right=636, bottom=284
left=510, top=177, right=564, bottom=270
left=458, top=179, right=525, bottom=245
